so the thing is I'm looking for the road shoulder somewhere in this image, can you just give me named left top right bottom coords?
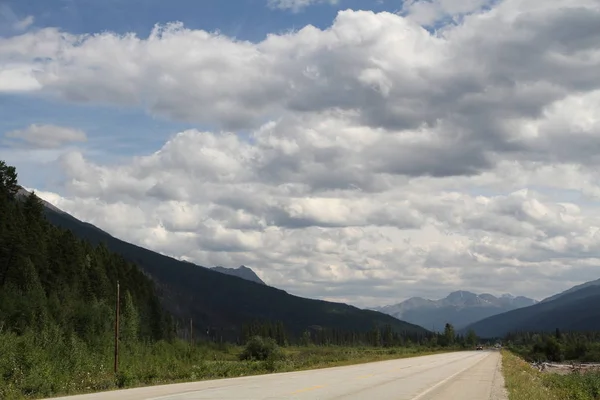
left=491, top=351, right=509, bottom=400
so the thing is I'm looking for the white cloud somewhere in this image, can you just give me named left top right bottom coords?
left=267, top=0, right=339, bottom=13
left=5, top=0, right=600, bottom=307
left=400, top=0, right=492, bottom=26
left=0, top=4, right=34, bottom=33
left=0, top=64, right=42, bottom=92
left=13, top=15, right=34, bottom=31
left=5, top=124, right=87, bottom=148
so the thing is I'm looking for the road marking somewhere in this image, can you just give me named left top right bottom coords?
left=290, top=385, right=325, bottom=394
left=409, top=354, right=488, bottom=400
left=389, top=365, right=412, bottom=372
left=356, top=374, right=375, bottom=379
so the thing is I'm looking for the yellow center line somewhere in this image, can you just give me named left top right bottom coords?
left=357, top=374, right=375, bottom=379
left=290, top=385, right=325, bottom=394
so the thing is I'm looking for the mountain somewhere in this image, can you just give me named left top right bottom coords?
left=210, top=265, right=266, bottom=285
left=541, top=278, right=600, bottom=303
left=463, top=284, right=600, bottom=338
left=374, top=291, right=537, bottom=331
left=35, top=191, right=427, bottom=340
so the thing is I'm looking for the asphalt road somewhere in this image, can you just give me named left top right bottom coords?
left=48, top=350, right=507, bottom=400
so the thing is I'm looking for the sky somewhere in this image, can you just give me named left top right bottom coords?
left=1, top=0, right=600, bottom=308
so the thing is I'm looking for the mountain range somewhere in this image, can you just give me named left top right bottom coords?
left=374, top=291, right=537, bottom=331
left=28, top=189, right=427, bottom=340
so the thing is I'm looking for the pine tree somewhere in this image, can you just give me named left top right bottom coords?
left=466, top=329, right=478, bottom=347
left=121, top=290, right=140, bottom=345
left=0, top=160, right=18, bottom=200
left=443, top=323, right=455, bottom=346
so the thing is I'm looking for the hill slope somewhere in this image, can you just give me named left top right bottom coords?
left=374, top=291, right=537, bottom=331
left=541, top=278, right=600, bottom=303
left=462, top=285, right=600, bottom=338
left=39, top=195, right=428, bottom=339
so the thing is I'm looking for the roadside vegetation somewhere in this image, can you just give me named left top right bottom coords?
left=502, top=350, right=561, bottom=400
left=502, top=331, right=600, bottom=400
left=505, top=330, right=600, bottom=363
left=0, top=332, right=462, bottom=400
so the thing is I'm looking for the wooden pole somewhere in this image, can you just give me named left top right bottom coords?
left=190, top=318, right=193, bottom=346
left=114, top=281, right=120, bottom=374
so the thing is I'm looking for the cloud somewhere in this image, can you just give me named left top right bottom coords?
left=0, top=4, right=34, bottom=33
left=399, top=0, right=493, bottom=27
left=267, top=0, right=339, bottom=13
left=13, top=15, right=34, bottom=31
left=0, top=1, right=597, bottom=138
left=5, top=124, right=87, bottom=148
left=6, top=0, right=600, bottom=307
left=0, top=64, right=42, bottom=92
left=41, top=128, right=600, bottom=307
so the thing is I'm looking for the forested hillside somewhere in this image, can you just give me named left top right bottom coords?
left=464, top=285, right=600, bottom=338
left=0, top=160, right=180, bottom=398
left=39, top=184, right=427, bottom=341
left=0, top=161, right=174, bottom=341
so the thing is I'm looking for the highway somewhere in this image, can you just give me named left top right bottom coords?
left=48, top=351, right=507, bottom=400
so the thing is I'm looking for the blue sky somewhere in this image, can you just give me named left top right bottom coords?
left=4, top=0, right=398, bottom=40
left=0, top=0, right=403, bottom=189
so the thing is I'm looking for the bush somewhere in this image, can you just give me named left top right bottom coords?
left=116, top=369, right=137, bottom=388
left=240, top=336, right=282, bottom=361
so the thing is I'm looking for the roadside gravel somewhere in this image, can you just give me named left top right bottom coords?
left=491, top=351, right=509, bottom=400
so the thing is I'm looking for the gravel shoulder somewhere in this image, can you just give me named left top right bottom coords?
left=491, top=351, right=509, bottom=400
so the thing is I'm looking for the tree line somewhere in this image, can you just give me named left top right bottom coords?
left=505, top=329, right=600, bottom=362
left=241, top=320, right=481, bottom=348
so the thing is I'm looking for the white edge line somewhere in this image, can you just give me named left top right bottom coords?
left=410, top=353, right=489, bottom=400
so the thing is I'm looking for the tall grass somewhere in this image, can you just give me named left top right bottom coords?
left=0, top=330, right=453, bottom=400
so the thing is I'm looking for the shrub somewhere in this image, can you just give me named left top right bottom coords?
left=240, top=336, right=282, bottom=361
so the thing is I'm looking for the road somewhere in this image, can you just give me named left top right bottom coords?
left=48, top=350, right=507, bottom=400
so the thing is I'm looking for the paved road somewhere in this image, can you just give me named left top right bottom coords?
left=48, top=351, right=507, bottom=400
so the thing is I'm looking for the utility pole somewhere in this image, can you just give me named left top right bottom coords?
left=114, top=281, right=120, bottom=374
left=190, top=318, right=193, bottom=346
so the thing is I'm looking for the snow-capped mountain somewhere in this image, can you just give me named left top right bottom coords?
left=373, top=291, right=537, bottom=331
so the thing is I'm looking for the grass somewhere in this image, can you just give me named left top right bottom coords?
left=0, top=331, right=458, bottom=400
left=502, top=350, right=600, bottom=400
left=502, top=350, right=561, bottom=400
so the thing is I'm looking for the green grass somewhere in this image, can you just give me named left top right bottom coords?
left=502, top=350, right=600, bottom=400
left=0, top=331, right=457, bottom=400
